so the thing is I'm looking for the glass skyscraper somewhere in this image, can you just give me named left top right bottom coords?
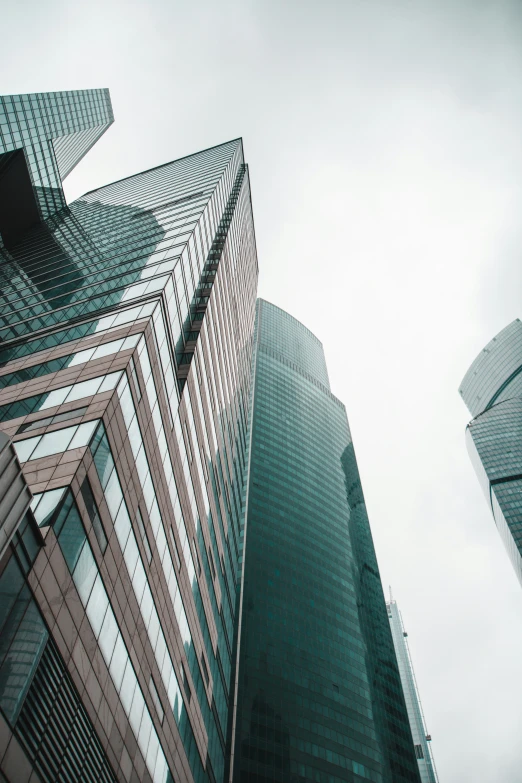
left=460, top=319, right=522, bottom=586
left=0, top=89, right=421, bottom=783
left=386, top=599, right=437, bottom=783
left=229, top=300, right=421, bottom=783
left=0, top=88, right=257, bottom=783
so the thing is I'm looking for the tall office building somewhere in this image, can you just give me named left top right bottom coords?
left=386, top=599, right=437, bottom=783
left=0, top=89, right=421, bottom=783
left=228, top=300, right=421, bottom=783
left=0, top=88, right=258, bottom=783
left=460, top=319, right=522, bottom=586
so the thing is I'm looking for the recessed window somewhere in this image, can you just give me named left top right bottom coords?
left=169, top=527, right=181, bottom=570
left=180, top=663, right=191, bottom=702
left=149, top=676, right=164, bottom=724
left=208, top=546, right=216, bottom=580
left=200, top=654, right=210, bottom=687
left=129, top=356, right=142, bottom=402
left=18, top=406, right=88, bottom=434
left=136, top=506, right=152, bottom=564
left=193, top=538, right=201, bottom=575
left=184, top=421, right=193, bottom=462
left=414, top=744, right=424, bottom=760
left=80, top=477, right=107, bottom=554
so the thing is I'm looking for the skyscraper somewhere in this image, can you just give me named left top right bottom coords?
left=386, top=599, right=438, bottom=783
left=228, top=300, right=421, bottom=783
left=0, top=88, right=258, bottom=783
left=0, top=89, right=421, bottom=783
left=460, top=319, right=522, bottom=586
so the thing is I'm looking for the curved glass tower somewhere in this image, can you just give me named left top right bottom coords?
left=229, top=300, right=421, bottom=783
left=460, top=319, right=522, bottom=585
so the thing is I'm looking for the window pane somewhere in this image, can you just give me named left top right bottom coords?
left=109, top=632, right=127, bottom=691
left=119, top=657, right=137, bottom=713
left=98, top=371, right=122, bottom=393
left=85, top=574, right=108, bottom=638
left=92, top=432, right=114, bottom=489
left=58, top=504, right=86, bottom=572
left=68, top=419, right=98, bottom=449
left=14, top=436, right=40, bottom=462
left=33, top=487, right=66, bottom=527
left=105, top=470, right=123, bottom=519
left=68, top=347, right=95, bottom=367
left=40, top=386, right=71, bottom=410
left=93, top=339, right=123, bottom=360
left=31, top=427, right=75, bottom=459
left=73, top=542, right=97, bottom=604
left=66, top=376, right=102, bottom=403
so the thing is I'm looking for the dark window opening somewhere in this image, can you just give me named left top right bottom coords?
left=201, top=654, right=210, bottom=687
left=18, top=406, right=87, bottom=434
left=169, top=526, right=181, bottom=570
left=149, top=676, right=164, bottom=724
left=129, top=356, right=142, bottom=401
left=136, top=507, right=152, bottom=563
left=80, top=477, right=107, bottom=553
left=180, top=663, right=191, bottom=702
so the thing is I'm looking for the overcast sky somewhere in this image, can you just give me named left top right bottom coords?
left=3, top=0, right=522, bottom=779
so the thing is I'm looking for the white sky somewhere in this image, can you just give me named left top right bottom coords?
left=2, top=1, right=522, bottom=780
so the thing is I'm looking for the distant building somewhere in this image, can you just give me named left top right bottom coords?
left=460, top=319, right=522, bottom=586
left=386, top=599, right=438, bottom=783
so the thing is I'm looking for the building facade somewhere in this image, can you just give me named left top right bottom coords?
left=0, top=89, right=258, bottom=783
left=460, top=319, right=522, bottom=586
left=0, top=89, right=421, bottom=783
left=228, top=300, right=421, bottom=783
left=386, top=600, right=437, bottom=783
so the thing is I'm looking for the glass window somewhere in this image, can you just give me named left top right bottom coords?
left=80, top=477, right=107, bottom=553
left=40, top=385, right=71, bottom=410
left=98, top=604, right=118, bottom=666
left=129, top=357, right=142, bottom=401
left=129, top=685, right=145, bottom=736
left=123, top=334, right=141, bottom=350
left=109, top=633, right=127, bottom=691
left=92, top=432, right=114, bottom=489
left=68, top=420, right=98, bottom=449
left=58, top=504, right=86, bottom=573
left=105, top=470, right=123, bottom=519
left=114, top=502, right=131, bottom=549
left=138, top=707, right=153, bottom=758
left=94, top=339, right=123, bottom=359
left=147, top=734, right=160, bottom=782
left=66, top=376, right=102, bottom=403
left=123, top=534, right=139, bottom=579
left=132, top=560, right=147, bottom=606
left=98, top=371, right=122, bottom=393
left=18, top=406, right=87, bottom=435
left=68, top=347, right=95, bottom=367
left=0, top=558, right=26, bottom=636
left=119, top=657, right=137, bottom=714
left=73, top=542, right=97, bottom=604
left=85, top=574, right=108, bottom=638
left=14, top=436, right=40, bottom=462
left=180, top=663, right=191, bottom=702
left=31, top=427, right=75, bottom=459
left=118, top=380, right=135, bottom=425
left=136, top=507, right=152, bottom=564
left=31, top=487, right=66, bottom=527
